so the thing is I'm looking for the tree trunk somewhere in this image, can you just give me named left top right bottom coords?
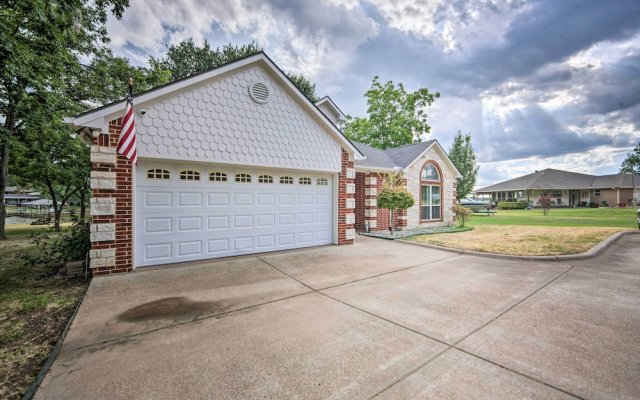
left=0, top=133, right=11, bottom=240
left=79, top=188, right=87, bottom=221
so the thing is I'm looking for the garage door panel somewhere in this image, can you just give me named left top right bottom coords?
left=136, top=163, right=334, bottom=267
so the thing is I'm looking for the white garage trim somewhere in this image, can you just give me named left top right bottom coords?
left=135, top=160, right=334, bottom=267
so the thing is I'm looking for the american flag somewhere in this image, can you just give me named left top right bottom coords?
left=116, top=94, right=138, bottom=165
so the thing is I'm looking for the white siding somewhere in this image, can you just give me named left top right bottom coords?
left=136, top=65, right=342, bottom=171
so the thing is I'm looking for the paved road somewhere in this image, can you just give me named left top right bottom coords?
left=36, top=233, right=640, bottom=399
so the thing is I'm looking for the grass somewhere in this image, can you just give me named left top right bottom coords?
left=408, top=208, right=637, bottom=256
left=4, top=223, right=71, bottom=237
left=0, top=225, right=87, bottom=400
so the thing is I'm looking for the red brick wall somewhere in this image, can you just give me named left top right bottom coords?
left=91, top=118, right=133, bottom=275
left=338, top=149, right=355, bottom=245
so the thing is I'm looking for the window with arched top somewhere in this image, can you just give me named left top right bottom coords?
left=299, top=177, right=312, bottom=185
left=317, top=178, right=328, bottom=186
left=235, top=173, right=251, bottom=183
left=258, top=175, right=273, bottom=183
left=147, top=169, right=170, bottom=180
left=209, top=172, right=227, bottom=182
left=180, top=170, right=200, bottom=181
left=420, top=162, right=442, bottom=221
left=280, top=176, right=293, bottom=184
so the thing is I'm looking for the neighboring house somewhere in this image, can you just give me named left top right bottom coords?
left=66, top=52, right=365, bottom=274
left=3, top=186, right=41, bottom=206
left=476, top=168, right=639, bottom=207
left=353, top=140, right=461, bottom=231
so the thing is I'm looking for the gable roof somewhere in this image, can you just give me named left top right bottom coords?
left=315, top=96, right=346, bottom=122
left=65, top=52, right=363, bottom=160
left=353, top=139, right=461, bottom=177
left=477, top=168, right=638, bottom=192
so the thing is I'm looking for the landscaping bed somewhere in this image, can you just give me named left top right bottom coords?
left=360, top=225, right=472, bottom=239
left=0, top=229, right=88, bottom=400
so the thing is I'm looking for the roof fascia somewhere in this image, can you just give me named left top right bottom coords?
left=402, top=140, right=462, bottom=178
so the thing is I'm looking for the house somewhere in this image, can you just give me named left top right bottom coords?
left=66, top=52, right=365, bottom=275
left=476, top=168, right=639, bottom=207
left=3, top=186, right=41, bottom=205
left=353, top=140, right=461, bottom=231
left=66, top=52, right=460, bottom=275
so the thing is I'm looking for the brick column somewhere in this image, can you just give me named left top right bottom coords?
left=338, top=149, right=355, bottom=244
left=364, top=173, right=379, bottom=230
left=89, top=118, right=134, bottom=275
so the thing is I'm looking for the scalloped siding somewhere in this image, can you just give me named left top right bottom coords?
left=136, top=65, right=342, bottom=171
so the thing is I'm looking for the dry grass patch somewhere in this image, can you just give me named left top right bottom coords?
left=408, top=225, right=630, bottom=256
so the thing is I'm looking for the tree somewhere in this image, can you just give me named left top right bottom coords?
left=343, top=76, right=439, bottom=149
left=150, top=40, right=319, bottom=100
left=620, top=142, right=639, bottom=206
left=287, top=73, right=319, bottom=102
left=0, top=0, right=129, bottom=239
left=448, top=131, right=479, bottom=200
left=376, top=173, right=414, bottom=232
left=538, top=195, right=552, bottom=216
left=12, top=118, right=90, bottom=231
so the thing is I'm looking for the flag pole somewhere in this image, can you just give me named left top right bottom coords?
left=128, top=77, right=134, bottom=99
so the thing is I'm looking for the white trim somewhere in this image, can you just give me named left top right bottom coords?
left=355, top=165, right=399, bottom=173
left=315, top=96, right=346, bottom=122
left=332, top=172, right=339, bottom=245
left=66, top=53, right=363, bottom=160
left=403, top=140, right=462, bottom=178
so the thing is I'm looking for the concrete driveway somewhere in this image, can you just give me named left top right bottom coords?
left=36, top=234, right=640, bottom=400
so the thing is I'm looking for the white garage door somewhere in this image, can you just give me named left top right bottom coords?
left=135, top=162, right=334, bottom=267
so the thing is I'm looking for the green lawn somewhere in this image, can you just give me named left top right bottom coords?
left=469, top=207, right=637, bottom=228
left=0, top=225, right=86, bottom=399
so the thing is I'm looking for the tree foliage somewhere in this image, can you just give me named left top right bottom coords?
left=377, top=173, right=414, bottom=232
left=538, top=195, right=552, bottom=216
left=448, top=131, right=479, bottom=200
left=452, top=204, right=472, bottom=227
left=343, top=76, right=439, bottom=149
left=287, top=73, right=319, bottom=102
left=620, top=142, right=640, bottom=175
left=0, top=0, right=129, bottom=239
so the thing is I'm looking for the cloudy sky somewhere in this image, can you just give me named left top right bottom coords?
left=107, top=0, right=640, bottom=188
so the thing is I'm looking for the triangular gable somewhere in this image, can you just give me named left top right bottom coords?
left=66, top=52, right=363, bottom=163
left=403, top=140, right=462, bottom=178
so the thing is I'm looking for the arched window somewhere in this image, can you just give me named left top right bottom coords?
left=180, top=170, right=200, bottom=181
left=280, top=176, right=293, bottom=184
left=235, top=173, right=251, bottom=183
left=258, top=174, right=273, bottom=183
left=209, top=172, right=227, bottom=182
left=147, top=169, right=170, bottom=180
left=299, top=177, right=312, bottom=185
left=420, top=162, right=442, bottom=221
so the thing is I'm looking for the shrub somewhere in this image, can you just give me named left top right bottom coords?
left=538, top=195, right=552, bottom=216
left=452, top=204, right=472, bottom=227
left=589, top=201, right=600, bottom=208
left=497, top=201, right=528, bottom=210
left=601, top=200, right=609, bottom=207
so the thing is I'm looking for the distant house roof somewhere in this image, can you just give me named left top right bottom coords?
left=477, top=168, right=639, bottom=192
left=23, top=199, right=52, bottom=206
left=353, top=140, right=461, bottom=177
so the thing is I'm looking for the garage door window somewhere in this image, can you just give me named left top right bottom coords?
left=258, top=175, right=273, bottom=183
left=180, top=171, right=200, bottom=181
left=147, top=169, right=170, bottom=180
left=299, top=177, right=312, bottom=185
left=280, top=176, right=293, bottom=184
left=235, top=173, right=252, bottom=183
left=317, top=178, right=328, bottom=186
left=209, top=172, right=227, bottom=182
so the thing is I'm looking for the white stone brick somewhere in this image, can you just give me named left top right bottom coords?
left=91, top=146, right=117, bottom=165
left=346, top=168, right=356, bottom=179
left=90, top=198, right=116, bottom=216
left=365, top=199, right=377, bottom=207
left=90, top=171, right=117, bottom=190
left=346, top=183, right=355, bottom=194
left=365, top=188, right=377, bottom=196
left=345, top=213, right=355, bottom=225
left=367, top=220, right=377, bottom=229
left=398, top=215, right=408, bottom=220
left=91, top=257, right=106, bottom=268
left=90, top=230, right=116, bottom=242
left=90, top=223, right=115, bottom=233
left=89, top=248, right=116, bottom=259
left=365, top=209, right=377, bottom=218
left=345, top=198, right=355, bottom=209
left=345, top=228, right=355, bottom=240
left=365, top=176, right=377, bottom=185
